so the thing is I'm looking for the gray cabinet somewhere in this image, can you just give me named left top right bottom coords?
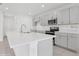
left=68, top=34, right=78, bottom=51
left=70, top=6, right=79, bottom=24
left=55, top=33, right=67, bottom=48
left=77, top=35, right=79, bottom=53
left=56, top=33, right=79, bottom=51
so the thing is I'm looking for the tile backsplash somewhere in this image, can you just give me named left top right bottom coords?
left=59, top=24, right=79, bottom=29
left=59, top=24, right=79, bottom=32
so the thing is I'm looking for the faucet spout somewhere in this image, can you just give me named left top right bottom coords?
left=20, top=24, right=26, bottom=33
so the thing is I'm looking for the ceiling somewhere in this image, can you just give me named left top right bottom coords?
left=0, top=3, right=69, bottom=16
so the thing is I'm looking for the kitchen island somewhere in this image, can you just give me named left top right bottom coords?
left=6, top=32, right=56, bottom=56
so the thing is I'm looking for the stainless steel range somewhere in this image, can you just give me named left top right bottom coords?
left=45, top=27, right=59, bottom=45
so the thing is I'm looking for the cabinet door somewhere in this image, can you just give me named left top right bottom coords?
left=68, top=34, right=78, bottom=51
left=55, top=35, right=67, bottom=48
left=77, top=36, right=79, bottom=52
left=62, top=8, right=70, bottom=24
left=57, top=11, right=63, bottom=24
left=40, top=15, right=48, bottom=26
left=70, top=6, right=79, bottom=24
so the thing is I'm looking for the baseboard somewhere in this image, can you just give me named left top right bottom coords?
left=55, top=44, right=77, bottom=53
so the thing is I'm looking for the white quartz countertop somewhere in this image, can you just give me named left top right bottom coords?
left=6, top=32, right=56, bottom=48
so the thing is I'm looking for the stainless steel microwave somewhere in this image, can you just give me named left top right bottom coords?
left=48, top=18, right=57, bottom=25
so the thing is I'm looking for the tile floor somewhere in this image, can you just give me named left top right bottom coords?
left=0, top=37, right=78, bottom=56
left=53, top=45, right=78, bottom=56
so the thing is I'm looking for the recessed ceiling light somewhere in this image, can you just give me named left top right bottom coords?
left=41, top=4, right=45, bottom=8
left=5, top=7, right=8, bottom=10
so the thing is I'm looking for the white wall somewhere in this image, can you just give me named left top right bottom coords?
left=4, top=15, right=16, bottom=33
left=0, top=11, right=3, bottom=41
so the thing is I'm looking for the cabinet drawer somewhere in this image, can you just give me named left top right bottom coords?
left=55, top=36, right=67, bottom=48
left=55, top=33, right=67, bottom=36
left=68, top=33, right=79, bottom=38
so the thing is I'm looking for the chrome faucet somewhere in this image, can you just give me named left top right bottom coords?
left=21, top=24, right=26, bottom=33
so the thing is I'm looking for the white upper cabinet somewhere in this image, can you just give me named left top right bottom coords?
left=62, top=8, right=70, bottom=24
left=57, top=6, right=79, bottom=24
left=57, top=11, right=63, bottom=24
left=40, top=15, right=48, bottom=26
left=40, top=16, right=44, bottom=26
left=70, top=6, right=79, bottom=24
left=57, top=8, right=70, bottom=24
